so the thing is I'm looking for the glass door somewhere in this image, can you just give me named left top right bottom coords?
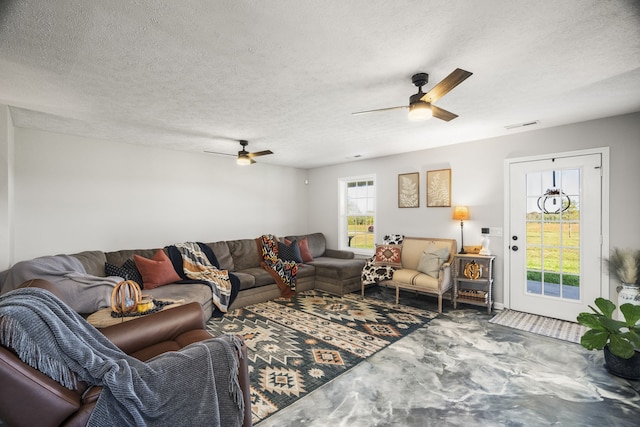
left=509, top=153, right=602, bottom=322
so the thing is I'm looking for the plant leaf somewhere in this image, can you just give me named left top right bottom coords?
left=599, top=316, right=627, bottom=333
left=577, top=312, right=606, bottom=330
left=609, top=334, right=636, bottom=359
left=594, top=297, right=616, bottom=318
left=624, top=330, right=640, bottom=349
left=580, top=329, right=609, bottom=350
left=620, top=303, right=640, bottom=327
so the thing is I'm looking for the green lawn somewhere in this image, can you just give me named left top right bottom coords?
left=526, top=221, right=580, bottom=286
left=526, top=222, right=580, bottom=246
left=347, top=222, right=374, bottom=249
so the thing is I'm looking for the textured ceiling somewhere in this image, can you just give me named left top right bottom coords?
left=1, top=0, right=639, bottom=169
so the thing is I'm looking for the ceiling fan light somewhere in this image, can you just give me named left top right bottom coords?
left=237, top=154, right=251, bottom=165
left=408, top=101, right=432, bottom=121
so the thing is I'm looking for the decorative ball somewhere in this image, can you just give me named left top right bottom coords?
left=111, top=280, right=142, bottom=314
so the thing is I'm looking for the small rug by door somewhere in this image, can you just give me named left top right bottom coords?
left=206, top=290, right=438, bottom=425
left=489, top=309, right=588, bottom=344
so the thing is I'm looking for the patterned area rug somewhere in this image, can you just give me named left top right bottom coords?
left=489, top=309, right=588, bottom=344
left=206, top=290, right=438, bottom=425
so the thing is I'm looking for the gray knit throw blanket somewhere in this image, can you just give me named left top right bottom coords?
left=0, top=288, right=244, bottom=427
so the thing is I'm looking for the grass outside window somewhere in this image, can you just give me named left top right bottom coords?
left=525, top=221, right=581, bottom=287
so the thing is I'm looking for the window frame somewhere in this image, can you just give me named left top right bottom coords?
left=338, top=174, right=376, bottom=256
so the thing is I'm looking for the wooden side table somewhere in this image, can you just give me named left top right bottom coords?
left=86, top=299, right=184, bottom=328
left=453, top=254, right=495, bottom=314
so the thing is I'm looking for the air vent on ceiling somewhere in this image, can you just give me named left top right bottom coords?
left=505, top=120, right=540, bottom=130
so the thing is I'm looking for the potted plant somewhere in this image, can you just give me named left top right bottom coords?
left=577, top=297, right=640, bottom=379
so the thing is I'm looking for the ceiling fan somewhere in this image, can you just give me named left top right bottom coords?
left=352, top=68, right=473, bottom=122
left=205, top=140, right=273, bottom=165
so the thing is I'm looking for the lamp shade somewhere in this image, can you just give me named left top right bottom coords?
left=408, top=101, right=433, bottom=121
left=237, top=154, right=251, bottom=165
left=452, top=206, right=469, bottom=221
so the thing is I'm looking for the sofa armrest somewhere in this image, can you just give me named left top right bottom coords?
left=99, top=302, right=207, bottom=355
left=0, top=346, right=82, bottom=427
left=323, top=248, right=355, bottom=259
left=439, top=263, right=453, bottom=291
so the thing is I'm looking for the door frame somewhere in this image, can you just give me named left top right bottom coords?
left=502, top=147, right=610, bottom=311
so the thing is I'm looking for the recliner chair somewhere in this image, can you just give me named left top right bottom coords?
left=0, top=279, right=252, bottom=427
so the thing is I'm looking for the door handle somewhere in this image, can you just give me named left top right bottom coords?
left=512, top=245, right=519, bottom=251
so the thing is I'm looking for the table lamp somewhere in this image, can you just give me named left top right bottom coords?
left=452, top=206, right=469, bottom=254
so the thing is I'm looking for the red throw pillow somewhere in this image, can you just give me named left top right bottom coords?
left=374, top=244, right=403, bottom=268
left=287, top=237, right=314, bottom=262
left=133, top=250, right=181, bottom=290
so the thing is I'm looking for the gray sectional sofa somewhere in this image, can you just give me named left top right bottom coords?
left=0, top=233, right=366, bottom=321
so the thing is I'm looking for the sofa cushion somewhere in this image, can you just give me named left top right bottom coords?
left=305, top=233, right=327, bottom=258
left=122, top=259, right=144, bottom=284
left=206, top=241, right=234, bottom=271
left=297, top=238, right=314, bottom=262
left=105, top=249, right=161, bottom=269
left=229, top=272, right=256, bottom=291
left=105, top=260, right=144, bottom=288
left=374, top=244, right=403, bottom=268
left=284, top=236, right=313, bottom=262
left=236, top=267, right=274, bottom=288
left=134, top=250, right=181, bottom=290
left=285, top=233, right=326, bottom=259
left=277, top=240, right=303, bottom=263
left=400, top=238, right=455, bottom=270
left=71, top=251, right=107, bottom=277
left=308, top=257, right=365, bottom=280
left=227, top=239, right=261, bottom=271
left=417, top=246, right=450, bottom=278
left=294, top=263, right=316, bottom=278
left=391, top=269, right=439, bottom=291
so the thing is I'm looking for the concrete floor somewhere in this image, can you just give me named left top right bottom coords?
left=256, top=286, right=640, bottom=427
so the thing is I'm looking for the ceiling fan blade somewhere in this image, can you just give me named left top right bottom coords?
left=421, top=68, right=473, bottom=104
left=352, top=105, right=407, bottom=115
left=431, top=105, right=458, bottom=122
left=247, top=150, right=273, bottom=158
left=204, top=150, right=235, bottom=157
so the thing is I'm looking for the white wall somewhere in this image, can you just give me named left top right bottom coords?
left=308, top=112, right=640, bottom=305
left=0, top=106, right=14, bottom=270
left=5, top=112, right=640, bottom=305
left=11, top=128, right=309, bottom=262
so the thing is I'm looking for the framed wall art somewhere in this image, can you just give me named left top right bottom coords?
left=398, top=172, right=419, bottom=208
left=426, top=168, right=451, bottom=207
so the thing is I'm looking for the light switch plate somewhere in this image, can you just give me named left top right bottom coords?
left=488, top=227, right=503, bottom=237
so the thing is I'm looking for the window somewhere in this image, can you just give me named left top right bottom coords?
left=339, top=175, right=375, bottom=254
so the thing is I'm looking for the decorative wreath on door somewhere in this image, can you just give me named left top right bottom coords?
left=463, top=260, right=482, bottom=280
